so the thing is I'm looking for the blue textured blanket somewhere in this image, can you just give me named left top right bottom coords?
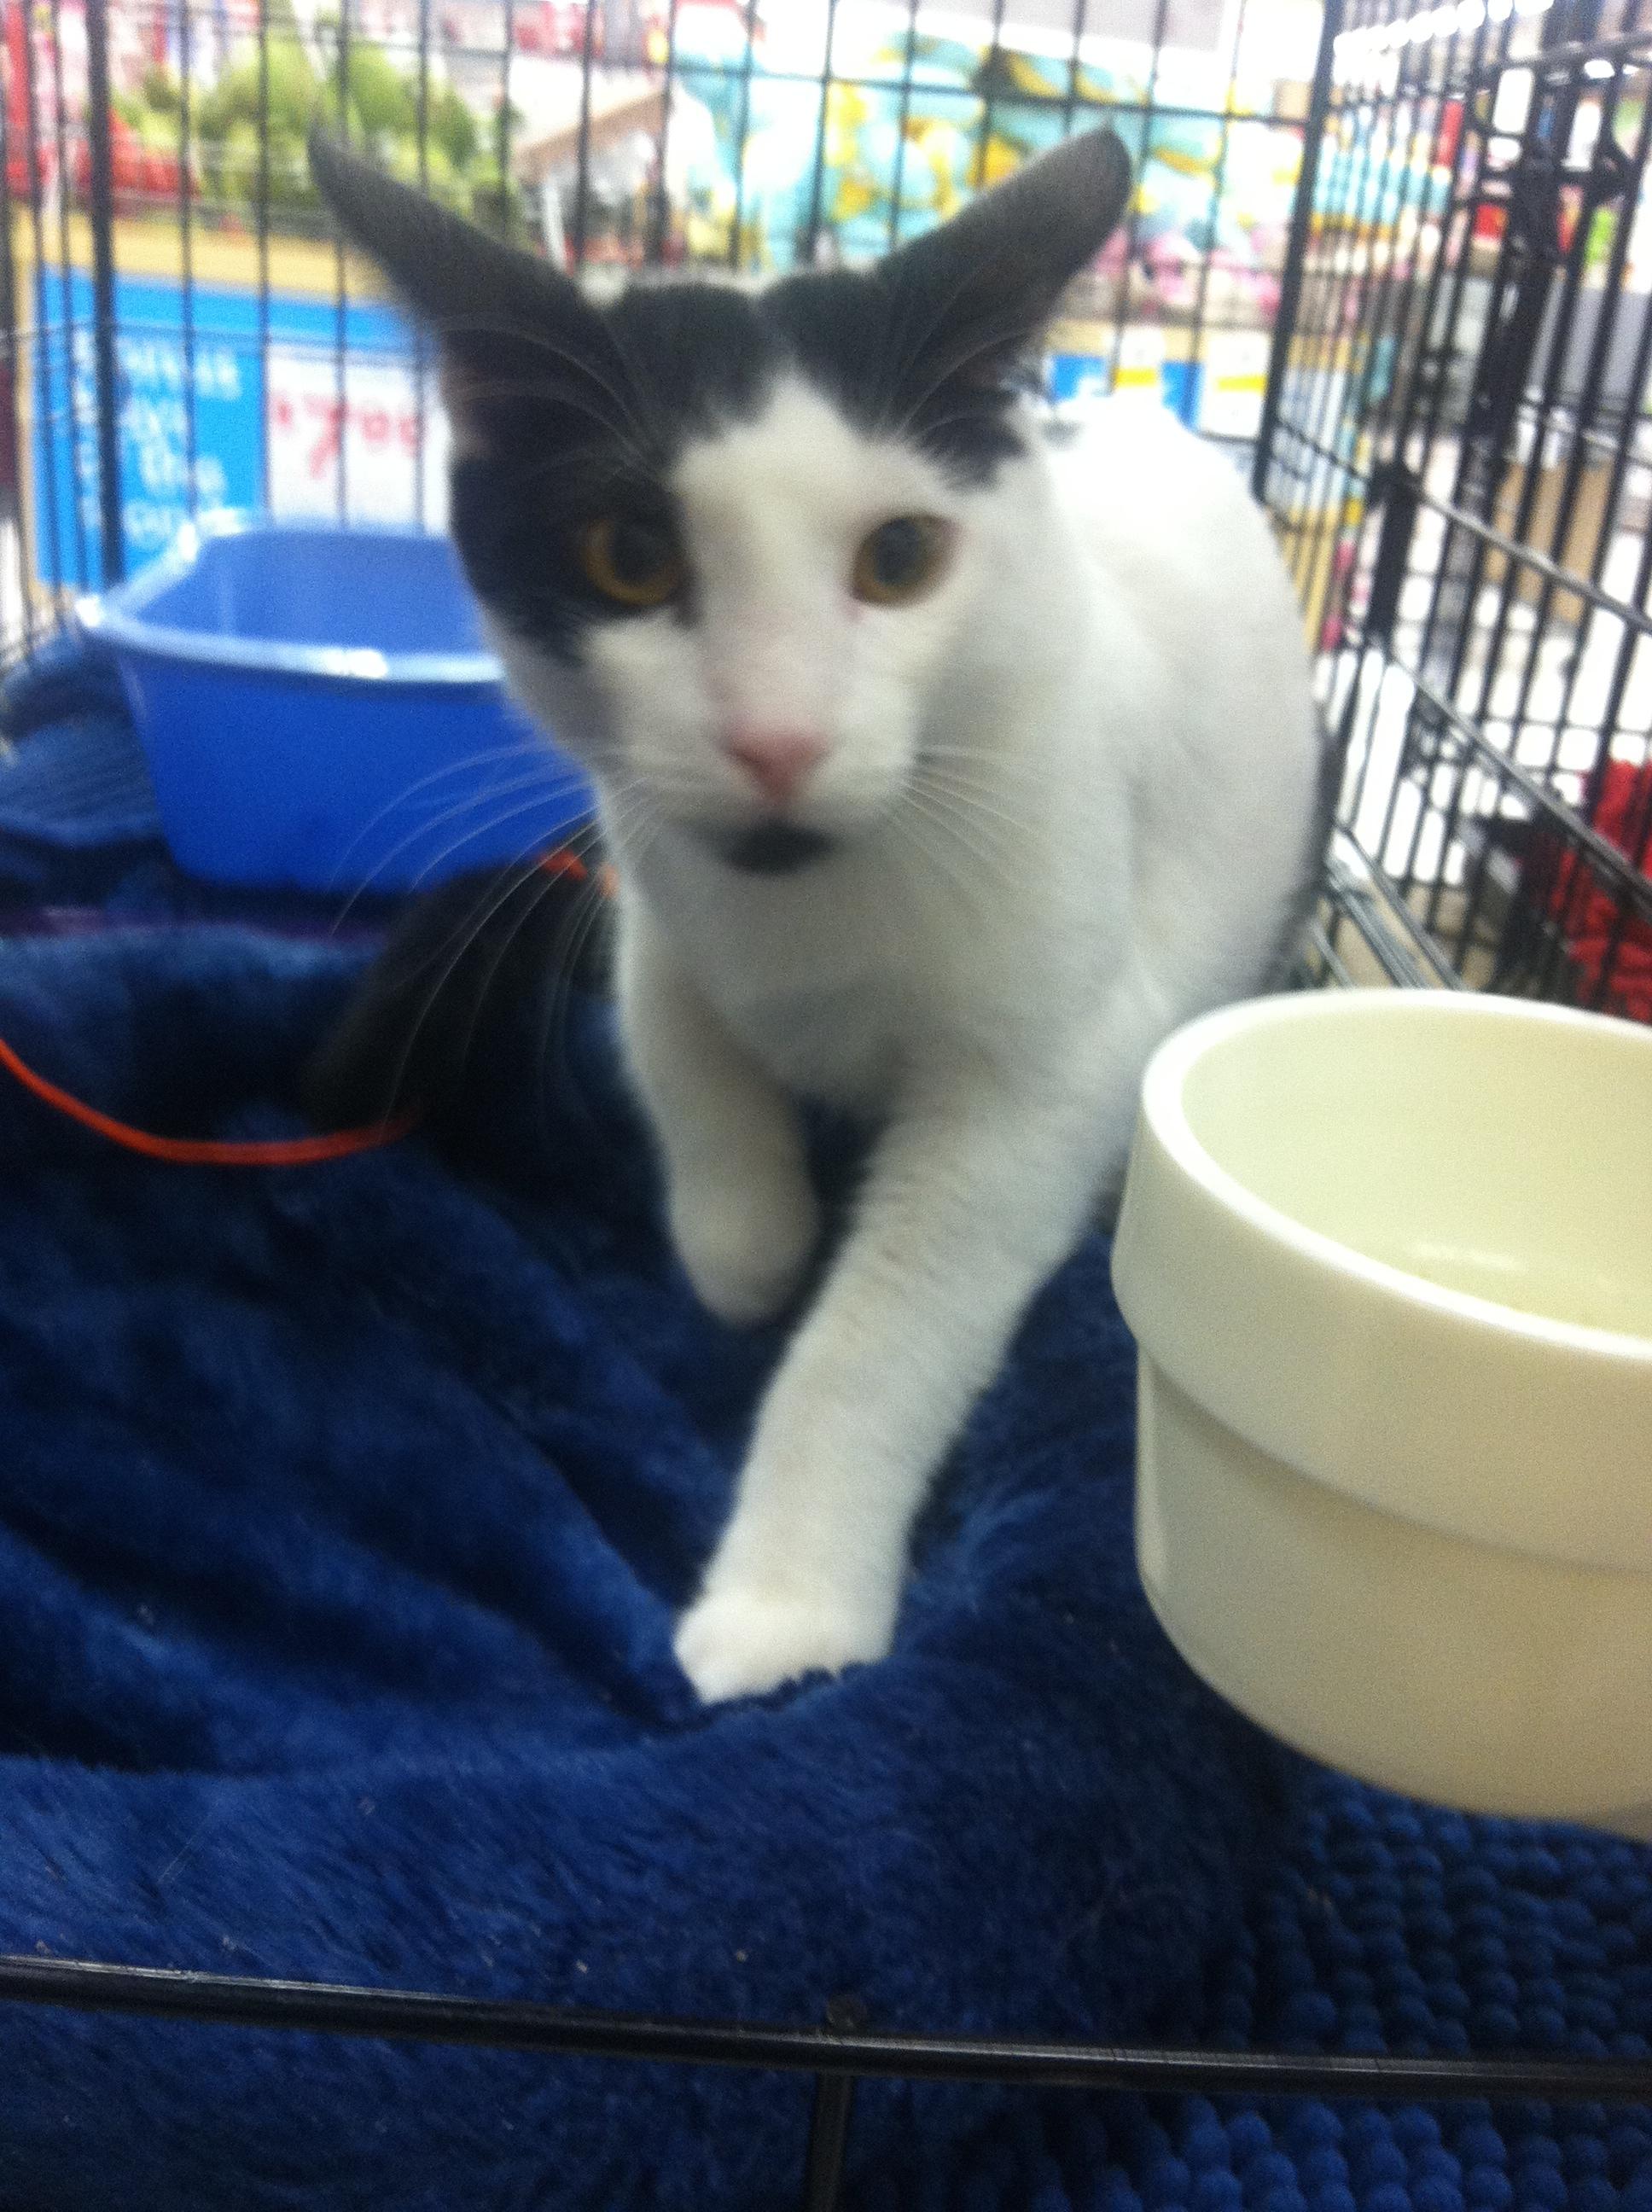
left=0, top=923, right=1283, bottom=2209
left=0, top=671, right=1646, bottom=2211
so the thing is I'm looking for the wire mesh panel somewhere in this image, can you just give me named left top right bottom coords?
left=0, top=0, right=1323, bottom=656
left=1260, top=0, right=1652, bottom=1022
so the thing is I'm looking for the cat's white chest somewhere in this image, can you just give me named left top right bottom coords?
left=631, top=836, right=1011, bottom=1111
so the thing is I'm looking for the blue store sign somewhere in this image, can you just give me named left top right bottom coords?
left=31, top=265, right=416, bottom=589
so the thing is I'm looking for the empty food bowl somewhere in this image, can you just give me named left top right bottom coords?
left=1111, top=990, right=1652, bottom=1839
left=78, top=513, right=592, bottom=894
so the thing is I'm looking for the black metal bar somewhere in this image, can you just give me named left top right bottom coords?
left=1389, top=5, right=1604, bottom=921
left=176, top=0, right=199, bottom=520
left=644, top=0, right=683, bottom=264
left=1428, top=51, right=1646, bottom=945
left=497, top=0, right=518, bottom=242
left=1272, top=14, right=1392, bottom=614
left=796, top=2000, right=866, bottom=2212
left=255, top=0, right=271, bottom=514
left=1467, top=15, right=1652, bottom=84
left=504, top=59, right=1305, bottom=130
left=1180, top=0, right=1250, bottom=438
left=1107, top=0, right=1160, bottom=397
left=1323, top=849, right=1449, bottom=989
left=332, top=0, right=352, bottom=521
left=885, top=0, right=922, bottom=253
left=82, top=0, right=124, bottom=583
left=1253, top=0, right=1346, bottom=504
left=800, top=0, right=841, bottom=264
left=1335, top=0, right=1496, bottom=624
left=19, top=0, right=67, bottom=600
left=1335, top=612, right=1652, bottom=927
left=1346, top=4, right=1521, bottom=911
left=412, top=0, right=430, bottom=526
left=569, top=0, right=599, bottom=268
left=1348, top=5, right=1559, bottom=915
left=1303, top=912, right=1358, bottom=990
left=0, top=1957, right=1649, bottom=2104
left=0, top=57, right=38, bottom=644
left=1416, top=3, right=1594, bottom=733
left=969, top=0, right=1009, bottom=192
left=727, top=0, right=762, bottom=271
left=1059, top=0, right=1090, bottom=137
left=1411, top=480, right=1652, bottom=639
left=45, top=0, right=88, bottom=586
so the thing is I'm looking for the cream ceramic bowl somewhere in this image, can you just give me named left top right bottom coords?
left=1110, top=991, right=1652, bottom=1839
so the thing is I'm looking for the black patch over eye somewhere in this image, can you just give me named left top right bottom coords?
left=578, top=515, right=686, bottom=609
left=852, top=515, right=952, bottom=606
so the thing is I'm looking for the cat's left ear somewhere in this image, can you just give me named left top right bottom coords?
left=309, top=129, right=616, bottom=448
left=882, top=128, right=1131, bottom=375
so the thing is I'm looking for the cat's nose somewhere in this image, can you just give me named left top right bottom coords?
left=723, top=726, right=828, bottom=808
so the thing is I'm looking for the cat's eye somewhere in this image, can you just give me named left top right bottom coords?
left=852, top=515, right=953, bottom=606
left=577, top=515, right=685, bottom=609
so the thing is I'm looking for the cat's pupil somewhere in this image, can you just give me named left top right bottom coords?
left=612, top=519, right=672, bottom=584
left=869, top=519, right=924, bottom=589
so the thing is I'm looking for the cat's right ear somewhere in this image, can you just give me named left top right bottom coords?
left=882, top=128, right=1132, bottom=384
left=309, top=130, right=611, bottom=445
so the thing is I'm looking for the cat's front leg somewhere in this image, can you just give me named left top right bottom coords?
left=617, top=899, right=818, bottom=1327
left=673, top=1072, right=1104, bottom=1703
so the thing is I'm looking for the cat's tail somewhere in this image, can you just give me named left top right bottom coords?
left=302, top=841, right=614, bottom=1133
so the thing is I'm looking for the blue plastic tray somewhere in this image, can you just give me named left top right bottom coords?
left=78, top=515, right=593, bottom=894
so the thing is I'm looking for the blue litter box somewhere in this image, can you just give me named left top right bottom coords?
left=77, top=514, right=594, bottom=894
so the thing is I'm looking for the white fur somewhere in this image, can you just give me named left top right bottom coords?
left=497, top=381, right=1321, bottom=1703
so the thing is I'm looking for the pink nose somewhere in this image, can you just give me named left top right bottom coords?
left=723, top=726, right=828, bottom=808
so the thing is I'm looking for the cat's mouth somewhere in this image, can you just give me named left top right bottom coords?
left=713, top=823, right=837, bottom=875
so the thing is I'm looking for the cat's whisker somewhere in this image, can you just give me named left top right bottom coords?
left=538, top=862, right=620, bottom=1118
left=331, top=765, right=590, bottom=927
left=533, top=800, right=667, bottom=1124
left=916, top=746, right=1033, bottom=791
left=438, top=376, right=650, bottom=467
left=326, top=744, right=575, bottom=919
left=887, top=797, right=977, bottom=905
left=398, top=783, right=596, bottom=900
left=914, top=744, right=1042, bottom=793
left=428, top=313, right=657, bottom=458
left=887, top=309, right=1044, bottom=444
left=914, top=765, right=1038, bottom=841
left=589, top=311, right=672, bottom=466
left=371, top=852, right=556, bottom=1121
left=442, top=864, right=567, bottom=1092
left=905, top=783, right=1021, bottom=886
left=876, top=253, right=1005, bottom=435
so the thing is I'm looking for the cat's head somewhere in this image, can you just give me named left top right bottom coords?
left=311, top=127, right=1130, bottom=875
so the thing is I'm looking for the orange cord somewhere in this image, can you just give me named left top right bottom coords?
left=0, top=1030, right=417, bottom=1166
left=538, top=848, right=618, bottom=897
left=0, top=842, right=612, bottom=1167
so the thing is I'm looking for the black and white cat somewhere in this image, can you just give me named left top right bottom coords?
left=311, top=127, right=1324, bottom=1704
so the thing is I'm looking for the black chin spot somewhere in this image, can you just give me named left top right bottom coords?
left=718, top=823, right=835, bottom=875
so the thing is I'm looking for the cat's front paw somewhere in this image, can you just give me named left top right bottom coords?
left=674, top=1578, right=895, bottom=1704
left=670, top=1166, right=818, bottom=1328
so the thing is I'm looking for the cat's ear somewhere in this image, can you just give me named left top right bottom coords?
left=308, top=130, right=611, bottom=445
left=883, top=127, right=1131, bottom=375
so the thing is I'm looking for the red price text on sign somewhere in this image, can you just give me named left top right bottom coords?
left=269, top=391, right=422, bottom=477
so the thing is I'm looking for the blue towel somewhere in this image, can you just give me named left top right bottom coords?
left=0, top=923, right=1286, bottom=2209
left=0, top=679, right=1644, bottom=2211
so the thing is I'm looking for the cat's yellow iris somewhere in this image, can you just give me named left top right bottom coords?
left=852, top=515, right=953, bottom=606
left=578, top=516, right=685, bottom=609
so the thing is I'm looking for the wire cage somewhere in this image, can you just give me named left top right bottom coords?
left=0, top=3, right=1648, bottom=2208
left=0, top=0, right=1323, bottom=621
left=1261, top=0, right=1652, bottom=1021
